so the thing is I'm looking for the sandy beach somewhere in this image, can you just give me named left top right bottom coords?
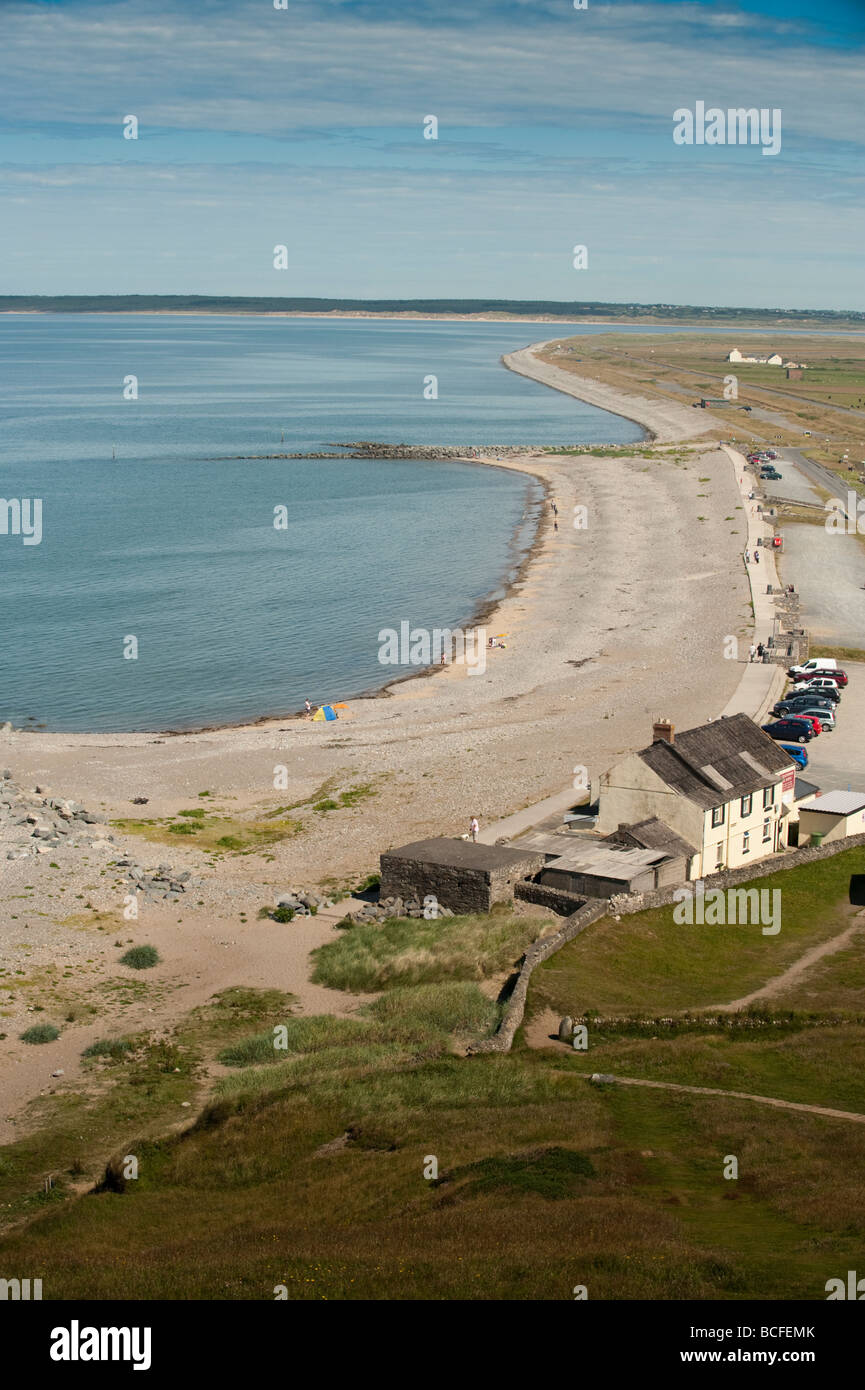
left=0, top=342, right=754, bottom=1135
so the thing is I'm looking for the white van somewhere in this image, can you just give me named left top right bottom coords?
left=789, top=658, right=837, bottom=679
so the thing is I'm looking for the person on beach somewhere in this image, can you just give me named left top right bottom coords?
left=749, top=644, right=757, bottom=663
left=304, top=699, right=312, bottom=718
left=469, top=816, right=479, bottom=843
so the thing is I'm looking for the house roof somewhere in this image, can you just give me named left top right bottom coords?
left=637, top=713, right=794, bottom=811
left=794, top=777, right=820, bottom=802
left=380, top=837, right=542, bottom=872
left=542, top=841, right=670, bottom=879
left=799, top=791, right=865, bottom=817
left=606, top=816, right=696, bottom=858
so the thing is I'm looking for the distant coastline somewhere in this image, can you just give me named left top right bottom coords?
left=1, top=295, right=862, bottom=330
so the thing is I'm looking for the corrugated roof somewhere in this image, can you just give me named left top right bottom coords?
left=638, top=713, right=793, bottom=810
left=799, top=791, right=865, bottom=817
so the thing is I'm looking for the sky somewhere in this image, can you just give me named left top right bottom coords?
left=0, top=0, right=863, bottom=308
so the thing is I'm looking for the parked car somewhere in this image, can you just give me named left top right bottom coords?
left=774, top=696, right=835, bottom=718
left=787, top=713, right=822, bottom=734
left=762, top=719, right=814, bottom=744
left=780, top=744, right=808, bottom=769
left=762, top=469, right=782, bottom=480
left=791, top=678, right=842, bottom=701
left=789, top=658, right=838, bottom=678
left=795, top=668, right=848, bottom=688
left=796, top=706, right=835, bottom=730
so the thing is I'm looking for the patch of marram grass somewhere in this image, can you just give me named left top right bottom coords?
left=311, top=908, right=549, bottom=992
left=19, top=1023, right=60, bottom=1044
left=119, top=945, right=160, bottom=970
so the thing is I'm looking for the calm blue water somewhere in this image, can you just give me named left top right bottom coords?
left=0, top=315, right=643, bottom=731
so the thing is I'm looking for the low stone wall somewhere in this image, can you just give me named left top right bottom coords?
left=608, top=831, right=865, bottom=916
left=468, top=898, right=608, bottom=1055
left=514, top=880, right=587, bottom=915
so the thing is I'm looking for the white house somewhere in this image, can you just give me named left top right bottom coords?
left=726, top=348, right=785, bottom=366
left=597, top=714, right=797, bottom=876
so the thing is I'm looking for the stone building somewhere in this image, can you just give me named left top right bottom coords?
left=379, top=838, right=546, bottom=914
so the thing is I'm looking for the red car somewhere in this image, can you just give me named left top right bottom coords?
left=797, top=668, right=848, bottom=688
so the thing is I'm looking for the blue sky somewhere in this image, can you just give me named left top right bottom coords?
left=0, top=0, right=862, bottom=307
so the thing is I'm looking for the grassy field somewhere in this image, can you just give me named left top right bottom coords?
left=2, top=857, right=864, bottom=1300
left=310, top=906, right=549, bottom=992
left=543, top=333, right=865, bottom=480
left=527, top=849, right=865, bottom=1017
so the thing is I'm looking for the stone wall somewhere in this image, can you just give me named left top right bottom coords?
left=514, top=880, right=587, bottom=915
left=608, top=831, right=865, bottom=916
left=379, top=856, right=490, bottom=913
left=468, top=898, right=608, bottom=1055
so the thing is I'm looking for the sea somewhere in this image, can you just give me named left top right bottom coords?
left=0, top=314, right=644, bottom=731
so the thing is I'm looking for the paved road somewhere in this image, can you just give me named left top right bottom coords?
left=754, top=448, right=865, bottom=649
left=789, top=662, right=865, bottom=793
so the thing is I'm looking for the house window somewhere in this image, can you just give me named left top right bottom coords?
left=743, top=831, right=750, bottom=853
left=715, top=843, right=725, bottom=866
left=741, top=794, right=753, bottom=817
left=711, top=805, right=725, bottom=828
left=763, top=818, right=772, bottom=842
left=763, top=785, right=776, bottom=809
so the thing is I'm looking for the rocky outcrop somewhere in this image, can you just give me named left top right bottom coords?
left=1, top=770, right=112, bottom=859
left=114, top=857, right=204, bottom=905
left=339, top=893, right=454, bottom=924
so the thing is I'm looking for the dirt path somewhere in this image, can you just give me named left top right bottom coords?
left=704, top=921, right=864, bottom=1013
left=575, top=1072, right=865, bottom=1126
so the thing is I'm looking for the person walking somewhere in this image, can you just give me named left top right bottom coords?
left=757, top=642, right=764, bottom=659
left=744, top=549, right=750, bottom=564
left=469, top=816, right=479, bottom=843
left=749, top=644, right=757, bottom=663
left=304, top=699, right=312, bottom=718
left=754, top=548, right=760, bottom=564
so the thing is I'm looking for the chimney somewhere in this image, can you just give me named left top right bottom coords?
left=652, top=718, right=674, bottom=745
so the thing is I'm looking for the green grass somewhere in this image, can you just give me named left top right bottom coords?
left=119, top=945, right=160, bottom=970
left=3, top=868, right=865, bottom=1300
left=82, top=1038, right=134, bottom=1060
left=528, top=848, right=865, bottom=1018
left=19, top=1023, right=60, bottom=1044
left=310, top=907, right=549, bottom=993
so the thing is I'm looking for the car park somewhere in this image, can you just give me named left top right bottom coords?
left=762, top=719, right=814, bottom=743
